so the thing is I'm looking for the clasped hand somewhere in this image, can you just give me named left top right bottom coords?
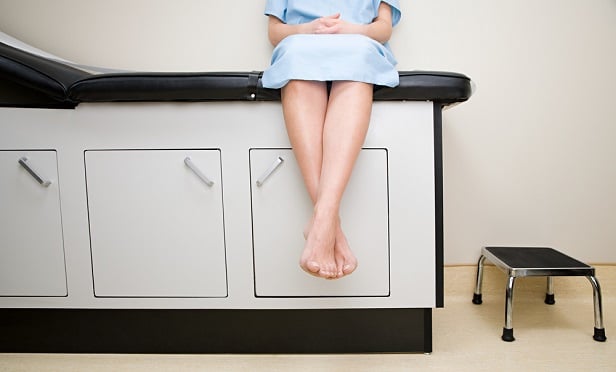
left=308, top=13, right=355, bottom=35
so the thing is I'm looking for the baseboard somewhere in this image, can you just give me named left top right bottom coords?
left=0, top=308, right=432, bottom=354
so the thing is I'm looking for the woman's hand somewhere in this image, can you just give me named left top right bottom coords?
left=268, top=13, right=342, bottom=46
left=331, top=3, right=393, bottom=44
left=306, top=13, right=343, bottom=34
left=268, top=3, right=393, bottom=46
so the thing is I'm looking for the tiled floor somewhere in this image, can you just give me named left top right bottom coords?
left=1, top=265, right=613, bottom=371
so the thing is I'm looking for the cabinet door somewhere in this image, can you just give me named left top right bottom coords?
left=0, top=150, right=67, bottom=296
left=250, top=149, right=390, bottom=297
left=85, top=150, right=227, bottom=297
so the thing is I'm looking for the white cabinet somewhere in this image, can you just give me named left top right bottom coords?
left=250, top=149, right=390, bottom=297
left=85, top=150, right=227, bottom=297
left=0, top=150, right=67, bottom=296
left=0, top=100, right=439, bottom=312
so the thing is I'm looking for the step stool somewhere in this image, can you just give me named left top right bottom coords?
left=472, top=246, right=606, bottom=342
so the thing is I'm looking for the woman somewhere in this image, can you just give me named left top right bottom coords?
left=262, top=0, right=401, bottom=279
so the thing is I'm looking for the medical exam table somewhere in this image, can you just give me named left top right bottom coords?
left=0, top=38, right=472, bottom=353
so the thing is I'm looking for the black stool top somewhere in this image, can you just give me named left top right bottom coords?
left=483, top=247, right=593, bottom=277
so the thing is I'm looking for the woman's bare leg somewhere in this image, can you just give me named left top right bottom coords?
left=282, top=80, right=373, bottom=279
left=305, top=81, right=373, bottom=278
left=281, top=80, right=330, bottom=277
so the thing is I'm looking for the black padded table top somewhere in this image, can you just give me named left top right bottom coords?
left=1, top=41, right=473, bottom=109
left=482, top=247, right=593, bottom=277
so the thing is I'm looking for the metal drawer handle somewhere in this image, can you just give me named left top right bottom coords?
left=18, top=157, right=52, bottom=187
left=256, top=156, right=284, bottom=187
left=184, top=157, right=214, bottom=187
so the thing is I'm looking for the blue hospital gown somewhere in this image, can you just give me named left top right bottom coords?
left=262, top=0, right=402, bottom=89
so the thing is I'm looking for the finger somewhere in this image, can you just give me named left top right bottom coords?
left=325, top=24, right=342, bottom=34
left=321, top=18, right=343, bottom=29
left=315, top=25, right=340, bottom=34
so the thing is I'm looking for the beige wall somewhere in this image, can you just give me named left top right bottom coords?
left=1, top=0, right=615, bottom=264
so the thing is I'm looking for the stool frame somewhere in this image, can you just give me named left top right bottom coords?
left=472, top=246, right=606, bottom=342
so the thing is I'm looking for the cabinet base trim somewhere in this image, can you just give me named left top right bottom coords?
left=0, top=308, right=431, bottom=353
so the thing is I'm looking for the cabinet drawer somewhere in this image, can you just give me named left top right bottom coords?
left=85, top=150, right=227, bottom=298
left=0, top=150, right=67, bottom=296
left=250, top=149, right=390, bottom=297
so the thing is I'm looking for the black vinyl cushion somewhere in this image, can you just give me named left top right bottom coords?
left=69, top=72, right=262, bottom=102
left=70, top=70, right=472, bottom=104
left=1, top=41, right=473, bottom=108
left=0, top=42, right=89, bottom=103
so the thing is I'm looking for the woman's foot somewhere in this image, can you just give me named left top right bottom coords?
left=302, top=214, right=357, bottom=279
left=300, top=208, right=339, bottom=279
left=333, top=227, right=358, bottom=276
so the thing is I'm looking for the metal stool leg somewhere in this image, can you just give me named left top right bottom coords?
left=586, top=276, right=607, bottom=342
left=545, top=276, right=555, bottom=305
left=502, top=275, right=516, bottom=342
left=472, top=255, right=487, bottom=305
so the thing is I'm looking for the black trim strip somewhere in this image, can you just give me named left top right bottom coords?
left=424, top=308, right=433, bottom=353
left=0, top=308, right=429, bottom=354
left=433, top=103, right=445, bottom=308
